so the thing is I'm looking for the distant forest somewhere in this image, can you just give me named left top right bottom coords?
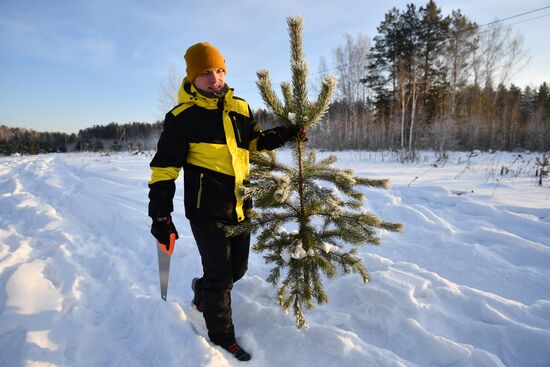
left=0, top=122, right=163, bottom=155
left=1, top=0, right=549, bottom=156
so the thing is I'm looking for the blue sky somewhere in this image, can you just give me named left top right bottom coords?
left=1, top=0, right=549, bottom=133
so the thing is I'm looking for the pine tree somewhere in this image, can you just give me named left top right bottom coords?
left=226, top=16, right=403, bottom=328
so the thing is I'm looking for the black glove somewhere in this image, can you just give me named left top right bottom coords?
left=279, top=126, right=307, bottom=142
left=151, top=215, right=179, bottom=246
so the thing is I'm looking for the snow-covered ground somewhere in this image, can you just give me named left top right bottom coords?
left=1, top=150, right=549, bottom=367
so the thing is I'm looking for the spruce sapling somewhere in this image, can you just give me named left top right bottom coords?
left=225, top=16, right=403, bottom=328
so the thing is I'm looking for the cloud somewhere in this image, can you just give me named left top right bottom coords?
left=76, top=36, right=115, bottom=65
left=0, top=15, right=115, bottom=69
left=0, top=18, right=36, bottom=35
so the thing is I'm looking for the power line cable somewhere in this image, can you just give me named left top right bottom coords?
left=506, top=12, right=550, bottom=27
left=478, top=5, right=550, bottom=28
left=457, top=5, right=550, bottom=36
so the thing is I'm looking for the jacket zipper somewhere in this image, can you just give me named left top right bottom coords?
left=232, top=116, right=242, bottom=144
left=219, top=98, right=242, bottom=144
left=196, top=173, right=204, bottom=209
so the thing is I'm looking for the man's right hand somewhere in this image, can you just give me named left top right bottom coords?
left=151, top=215, right=179, bottom=245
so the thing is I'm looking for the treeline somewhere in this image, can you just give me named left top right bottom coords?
left=0, top=125, right=77, bottom=155
left=0, top=121, right=162, bottom=155
left=76, top=121, right=162, bottom=152
left=300, top=82, right=550, bottom=152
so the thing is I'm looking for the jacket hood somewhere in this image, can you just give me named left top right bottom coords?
left=177, top=77, right=233, bottom=108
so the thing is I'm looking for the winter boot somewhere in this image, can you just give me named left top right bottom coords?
left=222, top=342, right=251, bottom=361
left=191, top=277, right=205, bottom=312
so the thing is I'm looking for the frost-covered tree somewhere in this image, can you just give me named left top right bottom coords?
left=536, top=154, right=549, bottom=186
left=226, top=16, right=403, bottom=328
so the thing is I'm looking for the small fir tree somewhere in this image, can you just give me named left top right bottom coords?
left=536, top=154, right=549, bottom=186
left=226, top=16, right=403, bottom=328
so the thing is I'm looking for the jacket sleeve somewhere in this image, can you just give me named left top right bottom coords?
left=148, top=111, right=187, bottom=218
left=247, top=107, right=299, bottom=151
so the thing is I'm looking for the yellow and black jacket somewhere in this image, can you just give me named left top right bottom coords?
left=148, top=78, right=296, bottom=223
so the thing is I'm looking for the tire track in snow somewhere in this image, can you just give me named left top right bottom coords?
left=0, top=154, right=211, bottom=366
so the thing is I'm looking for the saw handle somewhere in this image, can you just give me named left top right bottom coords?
left=157, top=232, right=177, bottom=256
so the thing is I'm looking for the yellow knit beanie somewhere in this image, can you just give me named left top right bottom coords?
left=184, top=42, right=226, bottom=82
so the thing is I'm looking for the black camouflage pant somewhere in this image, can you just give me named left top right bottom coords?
left=190, top=219, right=250, bottom=346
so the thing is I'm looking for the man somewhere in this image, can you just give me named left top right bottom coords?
left=148, top=42, right=303, bottom=362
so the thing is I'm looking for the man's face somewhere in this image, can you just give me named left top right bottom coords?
left=193, top=68, right=226, bottom=93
